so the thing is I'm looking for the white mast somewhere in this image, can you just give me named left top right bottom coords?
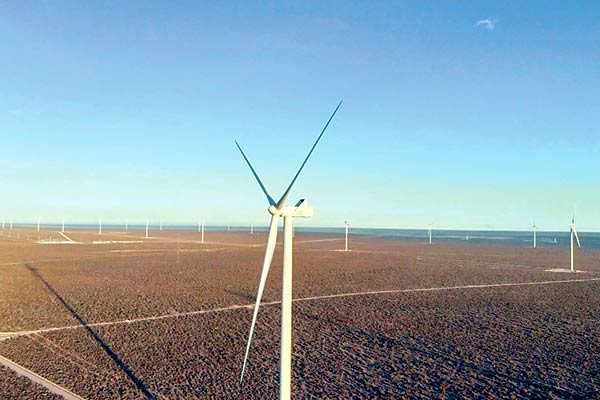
left=344, top=221, right=349, bottom=252
left=125, top=220, right=128, bottom=231
left=37, top=217, right=40, bottom=232
left=428, top=223, right=433, bottom=244
left=533, top=218, right=537, bottom=248
left=62, top=218, right=65, bottom=233
left=201, top=219, right=205, bottom=243
left=99, top=218, right=102, bottom=235
left=250, top=224, right=254, bottom=234
left=237, top=100, right=341, bottom=400
left=569, top=214, right=581, bottom=272
left=145, top=219, right=149, bottom=239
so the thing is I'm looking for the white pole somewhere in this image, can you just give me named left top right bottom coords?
left=344, top=221, right=349, bottom=252
left=99, top=218, right=102, bottom=235
left=280, top=215, right=293, bottom=400
left=62, top=218, right=65, bottom=233
left=570, top=228, right=574, bottom=272
left=533, top=228, right=537, bottom=248
left=125, top=221, right=128, bottom=231
left=429, top=226, right=432, bottom=244
left=37, top=217, right=40, bottom=232
left=198, top=220, right=201, bottom=233
left=146, top=220, right=149, bottom=239
left=201, top=219, right=205, bottom=243
left=250, top=224, right=254, bottom=234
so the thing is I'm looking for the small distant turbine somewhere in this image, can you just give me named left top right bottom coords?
left=250, top=224, right=254, bottom=234
left=62, top=218, right=65, bottom=233
left=428, top=223, right=433, bottom=244
left=99, top=218, right=102, bottom=235
left=344, top=221, right=349, bottom=252
left=237, top=100, right=341, bottom=400
left=201, top=219, right=205, bottom=243
left=145, top=219, right=149, bottom=239
left=37, top=217, right=41, bottom=232
left=532, top=218, right=537, bottom=249
left=568, top=214, right=581, bottom=272
left=125, top=220, right=128, bottom=231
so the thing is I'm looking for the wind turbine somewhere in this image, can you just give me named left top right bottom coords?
left=62, top=218, right=65, bottom=233
left=344, top=220, right=349, bottom=252
left=427, top=223, right=433, bottom=245
left=99, top=218, right=102, bottom=235
left=238, top=101, right=342, bottom=400
left=145, top=219, right=149, bottom=239
left=37, top=217, right=41, bottom=232
left=569, top=214, right=581, bottom=272
left=532, top=218, right=537, bottom=248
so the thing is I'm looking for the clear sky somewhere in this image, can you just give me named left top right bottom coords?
left=1, top=1, right=599, bottom=231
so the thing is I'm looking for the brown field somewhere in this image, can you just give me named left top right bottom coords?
left=0, top=227, right=599, bottom=399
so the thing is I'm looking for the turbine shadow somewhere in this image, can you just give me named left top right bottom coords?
left=25, top=264, right=157, bottom=399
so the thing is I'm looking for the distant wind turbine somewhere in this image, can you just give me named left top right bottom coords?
left=532, top=218, right=537, bottom=248
left=37, top=217, right=40, bottom=232
left=145, top=219, right=149, bottom=239
left=62, top=218, right=65, bottom=233
left=344, top=221, right=349, bottom=252
left=428, top=223, right=433, bottom=244
left=237, top=100, right=342, bottom=400
left=99, top=218, right=102, bottom=235
left=569, top=213, right=581, bottom=272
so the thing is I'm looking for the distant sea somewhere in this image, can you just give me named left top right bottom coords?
left=13, top=223, right=600, bottom=250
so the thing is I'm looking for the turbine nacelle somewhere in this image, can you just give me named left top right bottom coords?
left=268, top=199, right=314, bottom=218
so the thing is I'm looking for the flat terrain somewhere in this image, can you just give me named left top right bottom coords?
left=0, top=227, right=599, bottom=399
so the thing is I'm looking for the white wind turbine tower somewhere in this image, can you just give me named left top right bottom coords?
left=532, top=218, right=537, bottom=248
left=99, top=218, right=102, bottom=235
left=201, top=219, right=205, bottom=243
left=427, top=223, right=433, bottom=244
left=238, top=101, right=342, bottom=400
left=37, top=217, right=41, bottom=232
left=145, top=219, right=149, bottom=239
left=568, top=213, right=581, bottom=272
left=62, top=218, right=65, bottom=233
left=344, top=220, right=349, bottom=252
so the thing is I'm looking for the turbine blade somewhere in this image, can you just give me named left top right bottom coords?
left=574, top=227, right=581, bottom=247
left=235, top=140, right=276, bottom=206
left=276, top=100, right=343, bottom=209
left=240, top=214, right=280, bottom=384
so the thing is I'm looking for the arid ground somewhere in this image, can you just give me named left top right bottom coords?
left=0, top=227, right=599, bottom=399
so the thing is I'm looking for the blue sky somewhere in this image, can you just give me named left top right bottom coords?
left=1, top=1, right=599, bottom=231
